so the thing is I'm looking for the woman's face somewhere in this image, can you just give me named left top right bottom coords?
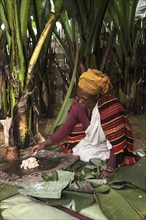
left=76, top=86, right=98, bottom=109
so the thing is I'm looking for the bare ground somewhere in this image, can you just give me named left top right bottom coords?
left=128, top=115, right=146, bottom=152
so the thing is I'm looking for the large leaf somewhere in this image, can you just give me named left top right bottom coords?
left=20, top=0, right=30, bottom=51
left=116, top=188, right=146, bottom=217
left=0, top=183, right=18, bottom=202
left=94, top=184, right=145, bottom=220
left=108, top=157, right=146, bottom=190
left=62, top=190, right=95, bottom=212
left=79, top=202, right=108, bottom=220
left=135, top=0, right=146, bottom=19
left=1, top=195, right=78, bottom=220
left=26, top=13, right=57, bottom=90
left=18, top=181, right=69, bottom=199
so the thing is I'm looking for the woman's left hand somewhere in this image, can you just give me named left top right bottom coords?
left=98, top=167, right=115, bottom=179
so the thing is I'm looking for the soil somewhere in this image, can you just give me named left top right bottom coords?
left=128, top=115, right=146, bottom=152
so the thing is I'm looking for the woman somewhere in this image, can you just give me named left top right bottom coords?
left=31, top=69, right=135, bottom=178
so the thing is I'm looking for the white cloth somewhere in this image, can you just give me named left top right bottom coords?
left=73, top=104, right=112, bottom=162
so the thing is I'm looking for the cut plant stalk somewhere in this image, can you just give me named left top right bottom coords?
left=25, top=13, right=58, bottom=91
left=13, top=14, right=58, bottom=148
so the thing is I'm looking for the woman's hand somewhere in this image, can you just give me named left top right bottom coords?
left=30, top=142, right=45, bottom=155
left=98, top=166, right=115, bottom=179
left=30, top=138, right=52, bottom=155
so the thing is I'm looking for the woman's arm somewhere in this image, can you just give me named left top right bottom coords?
left=50, top=104, right=82, bottom=143
left=31, top=104, right=88, bottom=154
left=99, top=150, right=116, bottom=179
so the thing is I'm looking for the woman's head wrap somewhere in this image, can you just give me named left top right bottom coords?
left=78, top=68, right=112, bottom=95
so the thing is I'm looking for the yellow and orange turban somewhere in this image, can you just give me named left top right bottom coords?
left=78, top=68, right=112, bottom=95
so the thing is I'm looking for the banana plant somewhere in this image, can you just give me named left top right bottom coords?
left=106, top=0, right=146, bottom=110
left=0, top=0, right=58, bottom=148
left=48, top=0, right=111, bottom=133
left=0, top=0, right=30, bottom=147
left=0, top=29, right=8, bottom=118
left=27, top=0, right=59, bottom=118
left=49, top=23, right=80, bottom=135
left=0, top=0, right=30, bottom=116
left=13, top=14, right=57, bottom=148
left=53, top=0, right=110, bottom=74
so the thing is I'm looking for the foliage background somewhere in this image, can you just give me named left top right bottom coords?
left=0, top=0, right=145, bottom=146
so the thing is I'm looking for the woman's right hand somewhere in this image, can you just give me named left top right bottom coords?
left=30, top=138, right=52, bottom=155
left=30, top=142, right=45, bottom=155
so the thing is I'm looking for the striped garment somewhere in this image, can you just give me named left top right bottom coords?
left=62, top=95, right=135, bottom=166
left=98, top=95, right=134, bottom=166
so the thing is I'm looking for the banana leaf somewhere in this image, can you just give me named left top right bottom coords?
left=107, top=157, right=146, bottom=190
left=0, top=195, right=78, bottom=220
left=79, top=202, right=108, bottom=220
left=94, top=184, right=146, bottom=220
left=35, top=190, right=95, bottom=213
left=18, top=181, right=70, bottom=199
left=116, top=188, right=146, bottom=217
left=0, top=183, right=18, bottom=202
left=26, top=13, right=57, bottom=88
left=18, top=170, right=74, bottom=199
left=62, top=190, right=95, bottom=212
left=34, top=195, right=72, bottom=207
